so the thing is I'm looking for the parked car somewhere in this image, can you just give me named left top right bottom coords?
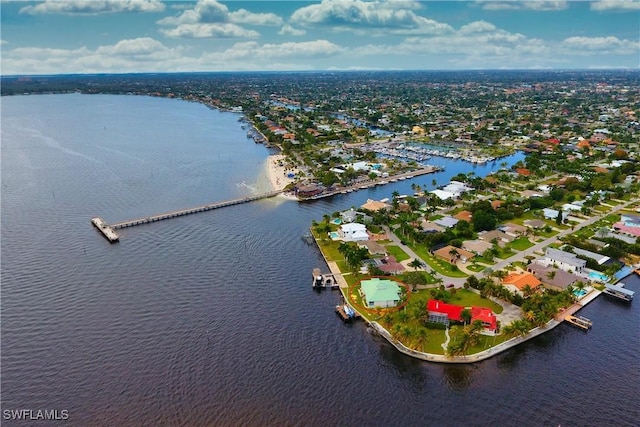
left=446, top=283, right=455, bottom=288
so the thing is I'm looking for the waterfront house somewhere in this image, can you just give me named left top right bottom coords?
left=570, top=247, right=610, bottom=265
left=361, top=199, right=391, bottom=212
left=427, top=300, right=497, bottom=331
left=543, top=248, right=586, bottom=275
left=360, top=278, right=401, bottom=308
left=339, top=223, right=369, bottom=242
left=340, top=208, right=372, bottom=224
left=294, top=183, right=323, bottom=198
left=502, top=272, right=542, bottom=296
left=341, top=208, right=358, bottom=223
left=527, top=263, right=582, bottom=291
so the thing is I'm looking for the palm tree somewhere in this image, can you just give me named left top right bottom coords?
left=460, top=308, right=472, bottom=325
left=448, top=248, right=460, bottom=263
left=409, top=258, right=423, bottom=271
left=522, top=284, right=535, bottom=298
left=415, top=327, right=429, bottom=352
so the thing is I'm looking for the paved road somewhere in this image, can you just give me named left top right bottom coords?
left=487, top=198, right=637, bottom=275
left=387, top=198, right=637, bottom=284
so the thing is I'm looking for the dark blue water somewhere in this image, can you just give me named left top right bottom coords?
left=2, top=94, right=638, bottom=426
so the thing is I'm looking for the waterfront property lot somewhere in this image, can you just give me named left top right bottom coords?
left=351, top=287, right=508, bottom=355
left=449, top=289, right=503, bottom=314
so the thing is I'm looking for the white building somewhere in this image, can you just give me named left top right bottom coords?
left=543, top=248, right=586, bottom=275
left=339, top=223, right=369, bottom=242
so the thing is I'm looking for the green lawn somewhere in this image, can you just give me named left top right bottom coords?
left=449, top=328, right=509, bottom=355
left=385, top=245, right=410, bottom=262
left=467, top=264, right=487, bottom=273
left=448, top=289, right=503, bottom=314
left=509, top=237, right=534, bottom=251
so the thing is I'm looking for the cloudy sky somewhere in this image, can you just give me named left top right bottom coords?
left=1, top=0, right=639, bottom=75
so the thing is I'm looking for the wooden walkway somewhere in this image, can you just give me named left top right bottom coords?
left=108, top=190, right=282, bottom=230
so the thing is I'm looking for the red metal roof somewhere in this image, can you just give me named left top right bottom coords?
left=427, top=299, right=463, bottom=322
left=427, top=300, right=497, bottom=330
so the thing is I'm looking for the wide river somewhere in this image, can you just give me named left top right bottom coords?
left=2, top=94, right=638, bottom=426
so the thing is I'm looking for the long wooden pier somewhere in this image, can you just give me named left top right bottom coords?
left=92, top=190, right=282, bottom=241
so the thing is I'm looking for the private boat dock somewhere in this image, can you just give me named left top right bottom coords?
left=312, top=268, right=339, bottom=290
left=91, top=190, right=282, bottom=241
left=335, top=304, right=360, bottom=322
left=565, top=315, right=593, bottom=330
left=603, top=283, right=635, bottom=302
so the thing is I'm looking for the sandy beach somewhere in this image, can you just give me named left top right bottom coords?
left=266, top=154, right=299, bottom=192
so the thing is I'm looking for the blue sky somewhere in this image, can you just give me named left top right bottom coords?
left=1, top=0, right=639, bottom=75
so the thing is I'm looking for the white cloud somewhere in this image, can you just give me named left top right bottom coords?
left=561, top=36, right=640, bottom=54
left=279, top=25, right=307, bottom=36
left=290, top=0, right=453, bottom=35
left=476, top=1, right=568, bottom=11
left=1, top=40, right=8, bottom=45
left=458, top=20, right=497, bottom=34
left=219, top=40, right=344, bottom=60
left=95, top=37, right=178, bottom=58
left=157, top=0, right=228, bottom=26
left=229, top=9, right=283, bottom=26
left=2, top=37, right=186, bottom=74
left=591, top=0, right=640, bottom=11
left=20, top=0, right=165, bottom=15
left=158, top=0, right=282, bottom=39
left=160, top=23, right=259, bottom=39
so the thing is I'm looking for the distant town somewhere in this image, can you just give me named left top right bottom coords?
left=3, top=70, right=639, bottom=361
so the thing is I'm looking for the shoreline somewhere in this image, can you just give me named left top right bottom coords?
left=266, top=153, right=298, bottom=194
left=311, top=230, right=602, bottom=364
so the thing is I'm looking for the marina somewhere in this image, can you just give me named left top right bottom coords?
left=301, top=165, right=443, bottom=201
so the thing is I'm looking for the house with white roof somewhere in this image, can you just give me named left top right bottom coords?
left=430, top=189, right=455, bottom=200
left=434, top=216, right=459, bottom=228
left=543, top=248, right=586, bottom=275
left=339, top=223, right=369, bottom=242
left=543, top=208, right=568, bottom=221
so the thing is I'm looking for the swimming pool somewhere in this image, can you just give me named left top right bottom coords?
left=331, top=218, right=342, bottom=225
left=588, top=271, right=608, bottom=282
left=573, top=289, right=587, bottom=298
left=329, top=231, right=340, bottom=240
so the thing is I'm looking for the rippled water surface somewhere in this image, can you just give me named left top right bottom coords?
left=2, top=94, right=639, bottom=427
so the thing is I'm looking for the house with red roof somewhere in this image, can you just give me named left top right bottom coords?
left=426, top=299, right=498, bottom=331
left=502, top=272, right=542, bottom=296
left=470, top=307, right=498, bottom=331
